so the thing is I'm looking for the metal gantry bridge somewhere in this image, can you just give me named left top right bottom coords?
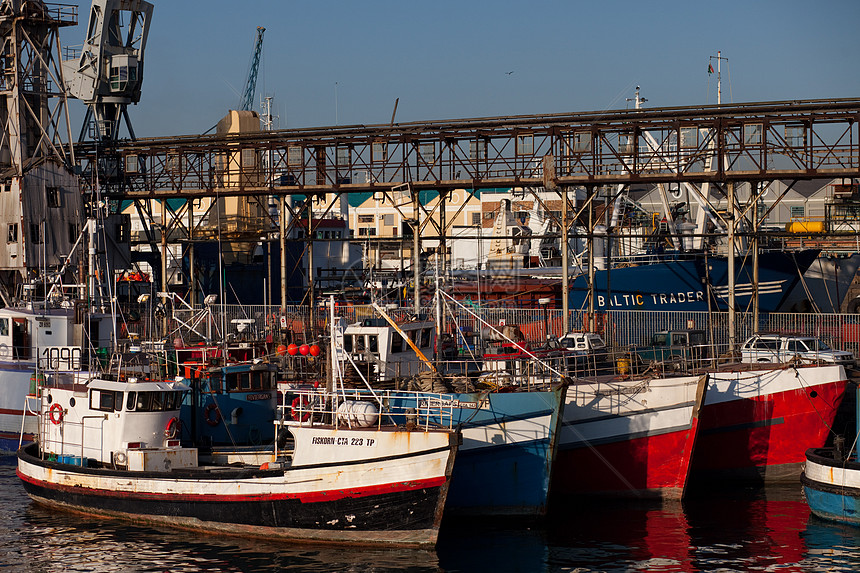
left=76, top=97, right=860, bottom=199
left=72, top=97, right=860, bottom=333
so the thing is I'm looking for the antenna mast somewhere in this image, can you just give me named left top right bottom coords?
left=709, top=51, right=729, bottom=104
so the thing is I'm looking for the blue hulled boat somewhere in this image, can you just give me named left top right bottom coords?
left=423, top=387, right=566, bottom=517
left=802, top=446, right=860, bottom=525
left=334, top=314, right=568, bottom=517
left=802, top=386, right=860, bottom=526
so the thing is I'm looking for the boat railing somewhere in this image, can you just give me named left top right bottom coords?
left=563, top=343, right=734, bottom=380
left=278, top=388, right=455, bottom=432
left=477, top=350, right=571, bottom=389
left=564, top=340, right=856, bottom=381
left=36, top=403, right=108, bottom=464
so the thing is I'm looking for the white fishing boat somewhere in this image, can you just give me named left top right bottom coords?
left=17, top=373, right=459, bottom=548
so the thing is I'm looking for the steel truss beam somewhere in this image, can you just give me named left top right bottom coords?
left=75, top=98, right=860, bottom=200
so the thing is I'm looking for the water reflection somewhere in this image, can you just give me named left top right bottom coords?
left=436, top=519, right=547, bottom=572
left=685, top=485, right=809, bottom=571
left=545, top=498, right=694, bottom=572
left=802, top=517, right=860, bottom=572
left=3, top=454, right=860, bottom=572
left=16, top=503, right=442, bottom=572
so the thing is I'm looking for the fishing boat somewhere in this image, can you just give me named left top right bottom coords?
left=331, top=304, right=568, bottom=517
left=16, top=372, right=458, bottom=548
left=692, top=363, right=849, bottom=483
left=802, top=387, right=860, bottom=526
left=782, top=253, right=860, bottom=313
left=802, top=447, right=860, bottom=525
left=553, top=355, right=848, bottom=498
left=417, top=379, right=566, bottom=517
left=553, top=372, right=709, bottom=499
left=0, top=303, right=113, bottom=452
left=175, top=342, right=280, bottom=449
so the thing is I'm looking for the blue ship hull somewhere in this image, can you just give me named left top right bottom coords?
left=803, top=487, right=860, bottom=525
left=570, top=249, right=819, bottom=312
left=397, top=386, right=566, bottom=517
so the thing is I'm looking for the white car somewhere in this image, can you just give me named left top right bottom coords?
left=740, top=334, right=855, bottom=368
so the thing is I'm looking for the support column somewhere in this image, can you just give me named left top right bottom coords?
left=307, top=199, right=315, bottom=334
left=752, top=182, right=760, bottom=333
left=161, top=199, right=169, bottom=335
left=587, top=186, right=596, bottom=332
left=727, top=181, right=736, bottom=351
left=188, top=199, right=195, bottom=306
left=561, top=186, right=569, bottom=334
left=413, top=189, right=421, bottom=314
left=280, top=195, right=287, bottom=312
left=438, top=189, right=447, bottom=334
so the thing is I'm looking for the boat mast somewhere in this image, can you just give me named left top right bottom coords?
left=711, top=50, right=737, bottom=348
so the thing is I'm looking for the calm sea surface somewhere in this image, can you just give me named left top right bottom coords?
left=2, top=454, right=860, bottom=572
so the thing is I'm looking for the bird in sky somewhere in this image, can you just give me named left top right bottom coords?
left=505, top=71, right=514, bottom=75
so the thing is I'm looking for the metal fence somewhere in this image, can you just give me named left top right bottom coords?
left=179, top=304, right=860, bottom=358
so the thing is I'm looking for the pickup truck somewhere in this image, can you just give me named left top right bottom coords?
left=557, top=332, right=608, bottom=357
left=556, top=332, right=610, bottom=372
left=632, top=329, right=710, bottom=366
left=740, top=334, right=855, bottom=368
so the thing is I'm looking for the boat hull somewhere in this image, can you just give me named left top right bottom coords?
left=0, top=366, right=39, bottom=452
left=569, top=250, right=819, bottom=312
left=692, top=365, right=847, bottom=482
left=17, top=427, right=457, bottom=548
left=802, top=448, right=860, bottom=526
left=553, top=374, right=707, bottom=498
left=443, top=387, right=566, bottom=516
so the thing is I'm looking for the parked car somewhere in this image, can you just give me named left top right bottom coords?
left=556, top=332, right=610, bottom=373
left=740, top=334, right=855, bottom=368
left=557, top=332, right=608, bottom=358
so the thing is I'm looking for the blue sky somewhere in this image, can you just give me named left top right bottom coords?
left=60, top=0, right=860, bottom=138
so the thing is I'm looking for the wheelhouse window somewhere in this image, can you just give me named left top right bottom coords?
left=250, top=370, right=275, bottom=390
left=222, top=370, right=275, bottom=392
left=131, top=391, right=180, bottom=412
left=90, top=389, right=123, bottom=412
left=391, top=334, right=403, bottom=354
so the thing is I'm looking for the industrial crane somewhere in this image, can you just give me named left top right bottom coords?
left=64, top=0, right=154, bottom=143
left=240, top=26, right=265, bottom=111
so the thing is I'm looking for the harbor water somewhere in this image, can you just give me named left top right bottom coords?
left=2, top=455, right=860, bottom=572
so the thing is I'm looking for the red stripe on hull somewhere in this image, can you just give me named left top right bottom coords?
left=693, top=379, right=846, bottom=473
left=16, top=469, right=448, bottom=504
left=554, top=425, right=697, bottom=498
